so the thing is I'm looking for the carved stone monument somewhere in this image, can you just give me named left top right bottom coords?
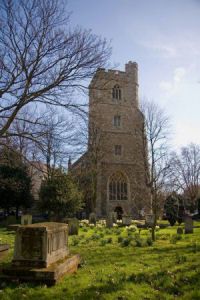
left=3, top=222, right=80, bottom=285
left=21, top=214, right=32, bottom=225
left=184, top=216, right=193, bottom=234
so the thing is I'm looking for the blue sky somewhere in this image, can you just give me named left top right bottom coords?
left=67, top=0, right=200, bottom=149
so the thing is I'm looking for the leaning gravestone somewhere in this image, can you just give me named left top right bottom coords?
left=21, top=214, right=32, bottom=225
left=122, top=215, right=132, bottom=226
left=2, top=222, right=80, bottom=285
left=184, top=216, right=193, bottom=234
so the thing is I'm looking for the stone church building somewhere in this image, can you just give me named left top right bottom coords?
left=70, top=61, right=150, bottom=218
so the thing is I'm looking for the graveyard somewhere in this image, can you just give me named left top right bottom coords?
left=0, top=219, right=200, bottom=300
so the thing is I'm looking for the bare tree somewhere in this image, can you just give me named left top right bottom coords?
left=0, top=0, right=111, bottom=140
left=141, top=99, right=171, bottom=240
left=69, top=113, right=108, bottom=215
left=169, top=143, right=200, bottom=211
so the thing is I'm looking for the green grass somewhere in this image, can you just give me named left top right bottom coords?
left=0, top=222, right=200, bottom=300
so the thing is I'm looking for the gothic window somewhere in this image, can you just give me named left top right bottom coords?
left=112, top=84, right=121, bottom=100
left=114, top=145, right=122, bottom=155
left=113, top=115, right=121, bottom=127
left=109, top=172, right=128, bottom=200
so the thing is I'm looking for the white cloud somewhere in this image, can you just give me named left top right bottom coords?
left=159, top=67, right=186, bottom=95
left=174, top=67, right=186, bottom=83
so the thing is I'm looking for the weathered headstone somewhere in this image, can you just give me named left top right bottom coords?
left=67, top=218, right=79, bottom=235
left=122, top=215, right=132, bottom=226
left=3, top=222, right=80, bottom=285
left=184, top=216, right=193, bottom=234
left=89, top=212, right=96, bottom=225
left=110, top=211, right=117, bottom=223
left=106, top=214, right=113, bottom=228
left=21, top=214, right=32, bottom=225
left=145, top=214, right=155, bottom=227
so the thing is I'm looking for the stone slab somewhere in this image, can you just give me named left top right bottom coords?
left=2, top=254, right=80, bottom=286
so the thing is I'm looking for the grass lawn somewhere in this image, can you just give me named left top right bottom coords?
left=0, top=221, right=200, bottom=300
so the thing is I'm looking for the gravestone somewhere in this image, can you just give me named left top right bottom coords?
left=67, top=218, right=79, bottom=235
left=110, top=211, right=117, bottom=223
left=122, top=215, right=132, bottom=226
left=89, top=212, right=96, bottom=225
left=21, top=214, right=32, bottom=225
left=3, top=222, right=80, bottom=285
left=145, top=214, right=155, bottom=227
left=184, top=216, right=193, bottom=234
left=106, top=214, right=113, bottom=228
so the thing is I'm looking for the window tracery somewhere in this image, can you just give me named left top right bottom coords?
left=109, top=172, right=128, bottom=200
left=112, top=85, right=121, bottom=100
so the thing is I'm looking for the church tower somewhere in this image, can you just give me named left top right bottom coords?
left=88, top=61, right=150, bottom=218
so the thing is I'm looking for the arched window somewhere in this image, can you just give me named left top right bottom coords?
left=112, top=85, right=121, bottom=100
left=109, top=172, right=128, bottom=201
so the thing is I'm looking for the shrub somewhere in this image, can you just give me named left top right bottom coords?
left=105, top=229, right=112, bottom=235
left=191, top=242, right=200, bottom=253
left=146, top=236, right=153, bottom=246
left=175, top=253, right=187, bottom=264
left=121, top=238, right=131, bottom=247
left=91, top=233, right=101, bottom=241
left=177, top=227, right=183, bottom=235
left=118, top=236, right=123, bottom=243
left=127, top=225, right=137, bottom=232
left=71, top=237, right=79, bottom=246
left=156, top=233, right=170, bottom=240
left=114, top=228, right=121, bottom=235
left=100, top=239, right=107, bottom=246
left=107, top=237, right=112, bottom=244
left=99, top=238, right=111, bottom=246
left=170, top=234, right=182, bottom=244
left=134, top=235, right=143, bottom=247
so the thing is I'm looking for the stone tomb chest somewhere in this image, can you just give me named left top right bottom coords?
left=13, top=222, right=69, bottom=268
left=3, top=222, right=80, bottom=285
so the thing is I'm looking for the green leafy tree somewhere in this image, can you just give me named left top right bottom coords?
left=0, top=164, right=33, bottom=218
left=39, top=170, right=83, bottom=220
